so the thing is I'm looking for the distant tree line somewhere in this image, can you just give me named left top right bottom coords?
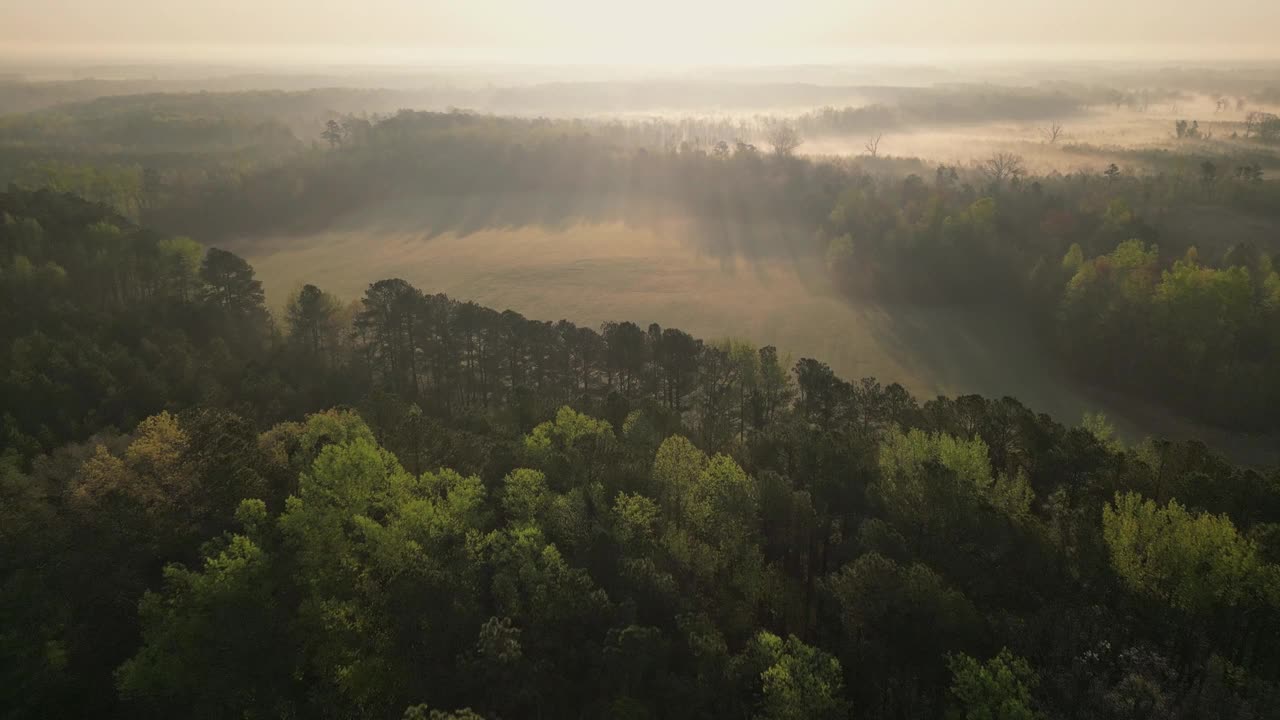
left=793, top=84, right=1092, bottom=137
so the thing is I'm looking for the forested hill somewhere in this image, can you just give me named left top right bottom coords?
left=3, top=188, right=1280, bottom=719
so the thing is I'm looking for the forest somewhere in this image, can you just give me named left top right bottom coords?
left=4, top=46, right=1280, bottom=720
left=3, top=187, right=1280, bottom=719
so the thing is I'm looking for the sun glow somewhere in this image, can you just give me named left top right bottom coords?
left=4, top=0, right=1279, bottom=68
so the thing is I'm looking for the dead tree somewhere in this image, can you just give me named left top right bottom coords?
left=1042, top=122, right=1064, bottom=143
left=864, top=134, right=882, bottom=157
left=980, top=152, right=1026, bottom=186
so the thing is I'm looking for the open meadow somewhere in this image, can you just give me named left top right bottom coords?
left=239, top=206, right=1277, bottom=461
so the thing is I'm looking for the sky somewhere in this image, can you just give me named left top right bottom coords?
left=2, top=0, right=1278, bottom=65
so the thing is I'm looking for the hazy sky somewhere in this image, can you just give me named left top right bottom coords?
left=3, top=0, right=1278, bottom=64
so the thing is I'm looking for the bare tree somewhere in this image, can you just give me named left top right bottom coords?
left=980, top=152, right=1026, bottom=186
left=1243, top=111, right=1280, bottom=141
left=1042, top=122, right=1064, bottom=143
left=864, top=134, right=882, bottom=157
left=763, top=120, right=803, bottom=158
left=1244, top=112, right=1260, bottom=138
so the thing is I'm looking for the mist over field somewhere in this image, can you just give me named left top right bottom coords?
left=7, top=3, right=1280, bottom=719
left=6, top=54, right=1280, bottom=506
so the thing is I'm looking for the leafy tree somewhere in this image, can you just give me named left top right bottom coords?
left=946, top=649, right=1042, bottom=720
left=747, top=631, right=848, bottom=720
left=876, top=427, right=1033, bottom=526
left=286, top=283, right=345, bottom=365
left=117, top=528, right=289, bottom=718
left=524, top=405, right=618, bottom=493
left=651, top=435, right=706, bottom=516
left=828, top=552, right=982, bottom=713
left=200, top=247, right=268, bottom=324
left=1081, top=412, right=1123, bottom=453
left=501, top=468, right=550, bottom=524
left=1102, top=492, right=1271, bottom=613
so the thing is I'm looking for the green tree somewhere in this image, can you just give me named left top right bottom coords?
left=524, top=405, right=618, bottom=491
left=200, top=247, right=268, bottom=324
left=501, top=468, right=550, bottom=524
left=1102, top=492, right=1269, bottom=613
left=276, top=432, right=489, bottom=715
left=747, top=631, right=848, bottom=720
left=286, top=283, right=345, bottom=365
left=876, top=427, right=1033, bottom=527
left=156, top=236, right=203, bottom=302
left=117, top=527, right=290, bottom=718
left=827, top=551, right=982, bottom=712
left=946, top=649, right=1042, bottom=720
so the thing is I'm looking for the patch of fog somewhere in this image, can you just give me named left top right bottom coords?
left=799, top=100, right=1280, bottom=173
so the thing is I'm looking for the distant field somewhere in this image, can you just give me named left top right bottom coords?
left=238, top=213, right=1277, bottom=462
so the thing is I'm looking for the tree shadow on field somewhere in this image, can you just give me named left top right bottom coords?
left=308, top=189, right=817, bottom=266
left=860, top=301, right=1066, bottom=406
left=859, top=297, right=1280, bottom=464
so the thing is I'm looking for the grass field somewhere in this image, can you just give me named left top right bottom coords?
left=239, top=213, right=1277, bottom=462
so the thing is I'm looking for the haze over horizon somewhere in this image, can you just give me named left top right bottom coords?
left=3, top=0, right=1279, bottom=67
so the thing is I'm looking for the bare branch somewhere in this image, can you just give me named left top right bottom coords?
left=863, top=134, right=882, bottom=158
left=980, top=152, right=1025, bottom=187
left=763, top=120, right=803, bottom=158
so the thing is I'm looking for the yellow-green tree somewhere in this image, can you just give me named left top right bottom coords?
left=1102, top=492, right=1271, bottom=613
left=946, top=649, right=1042, bottom=720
